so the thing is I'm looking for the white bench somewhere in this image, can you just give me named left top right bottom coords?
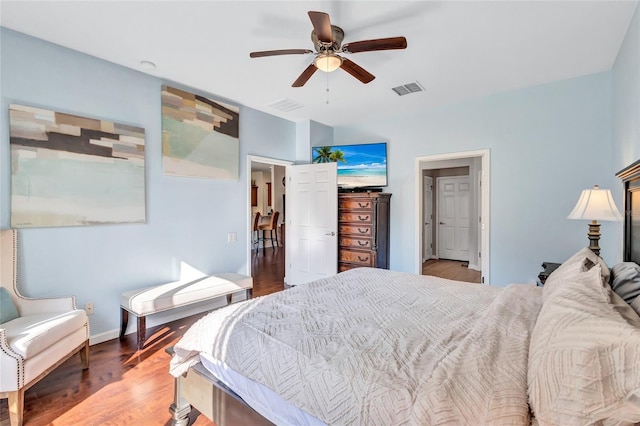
left=119, top=273, right=253, bottom=349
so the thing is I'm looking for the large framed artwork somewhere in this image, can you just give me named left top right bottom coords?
left=161, top=85, right=239, bottom=179
left=9, top=104, right=146, bottom=228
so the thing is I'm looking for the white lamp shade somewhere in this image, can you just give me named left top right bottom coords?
left=314, top=54, right=342, bottom=72
left=567, top=185, right=623, bottom=221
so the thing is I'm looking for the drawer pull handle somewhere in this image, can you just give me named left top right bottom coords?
left=358, top=256, right=369, bottom=262
left=357, top=215, right=370, bottom=221
left=358, top=228, right=370, bottom=234
left=358, top=202, right=370, bottom=208
left=357, top=241, right=369, bottom=246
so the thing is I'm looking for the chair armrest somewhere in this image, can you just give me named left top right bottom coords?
left=16, top=295, right=77, bottom=316
left=0, top=328, right=22, bottom=392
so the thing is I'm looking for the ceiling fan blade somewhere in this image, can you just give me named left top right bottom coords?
left=340, top=58, right=375, bottom=84
left=292, top=64, right=318, bottom=87
left=308, top=11, right=333, bottom=43
left=250, top=49, right=314, bottom=58
left=342, top=37, right=407, bottom=54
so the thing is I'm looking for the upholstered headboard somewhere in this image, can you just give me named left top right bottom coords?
left=617, top=159, right=640, bottom=264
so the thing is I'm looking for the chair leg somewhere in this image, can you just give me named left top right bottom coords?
left=275, top=226, right=279, bottom=246
left=80, top=339, right=90, bottom=369
left=8, top=389, right=24, bottom=426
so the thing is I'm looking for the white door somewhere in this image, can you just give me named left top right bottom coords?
left=423, top=176, right=433, bottom=261
left=437, top=176, right=470, bottom=261
left=285, top=162, right=338, bottom=286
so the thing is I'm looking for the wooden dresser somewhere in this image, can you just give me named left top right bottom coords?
left=338, top=192, right=391, bottom=272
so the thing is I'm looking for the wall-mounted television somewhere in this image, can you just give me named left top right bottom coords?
left=312, top=142, right=387, bottom=190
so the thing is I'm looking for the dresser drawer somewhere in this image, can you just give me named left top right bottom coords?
left=338, top=262, right=364, bottom=272
left=339, top=224, right=372, bottom=237
left=338, top=212, right=373, bottom=223
left=338, top=198, right=374, bottom=211
left=339, top=236, right=372, bottom=249
left=339, top=249, right=374, bottom=266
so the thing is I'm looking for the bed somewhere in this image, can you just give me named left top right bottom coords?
left=168, top=162, right=640, bottom=426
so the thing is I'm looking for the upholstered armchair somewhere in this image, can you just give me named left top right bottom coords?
left=0, top=229, right=89, bottom=426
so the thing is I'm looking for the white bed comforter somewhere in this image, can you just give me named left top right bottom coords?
left=170, top=268, right=542, bottom=425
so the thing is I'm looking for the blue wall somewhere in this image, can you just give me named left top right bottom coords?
left=2, top=16, right=638, bottom=339
left=335, top=72, right=621, bottom=285
left=0, top=29, right=298, bottom=339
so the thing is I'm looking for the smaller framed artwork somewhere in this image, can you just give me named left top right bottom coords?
left=9, top=104, right=146, bottom=228
left=161, top=85, right=240, bottom=180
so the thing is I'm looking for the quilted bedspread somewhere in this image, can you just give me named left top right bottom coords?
left=170, top=267, right=542, bottom=425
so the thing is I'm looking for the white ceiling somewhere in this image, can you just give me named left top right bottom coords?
left=1, top=1, right=637, bottom=127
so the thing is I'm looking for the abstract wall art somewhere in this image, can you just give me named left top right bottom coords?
left=9, top=104, right=146, bottom=228
left=161, top=85, right=239, bottom=179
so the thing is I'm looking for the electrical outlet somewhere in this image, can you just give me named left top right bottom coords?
left=228, top=232, right=237, bottom=243
left=84, top=302, right=94, bottom=315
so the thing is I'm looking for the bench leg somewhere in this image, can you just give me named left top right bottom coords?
left=226, top=294, right=232, bottom=305
left=246, top=288, right=252, bottom=299
left=137, top=315, right=146, bottom=350
left=119, top=308, right=129, bottom=339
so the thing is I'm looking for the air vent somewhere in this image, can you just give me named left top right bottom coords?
left=392, top=81, right=425, bottom=96
left=267, top=98, right=305, bottom=112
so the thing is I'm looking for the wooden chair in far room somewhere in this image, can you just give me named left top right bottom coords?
left=258, top=211, right=280, bottom=251
left=252, top=212, right=261, bottom=251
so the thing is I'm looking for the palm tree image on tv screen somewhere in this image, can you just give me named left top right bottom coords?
left=312, top=143, right=387, bottom=189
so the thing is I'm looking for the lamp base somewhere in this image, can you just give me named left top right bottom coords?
left=587, top=220, right=601, bottom=256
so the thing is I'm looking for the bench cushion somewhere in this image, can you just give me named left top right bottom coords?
left=3, top=310, right=88, bottom=358
left=120, top=273, right=253, bottom=316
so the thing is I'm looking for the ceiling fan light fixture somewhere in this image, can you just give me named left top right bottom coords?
left=314, top=54, right=342, bottom=72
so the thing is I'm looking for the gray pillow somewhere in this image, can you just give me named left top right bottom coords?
left=610, top=262, right=640, bottom=304
left=0, top=287, right=19, bottom=323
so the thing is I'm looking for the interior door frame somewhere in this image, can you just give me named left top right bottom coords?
left=414, top=149, right=490, bottom=284
left=423, top=175, right=433, bottom=261
left=246, top=155, right=293, bottom=277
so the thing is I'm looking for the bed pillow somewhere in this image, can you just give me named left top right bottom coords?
left=610, top=262, right=640, bottom=304
left=0, top=287, right=19, bottom=323
left=542, top=247, right=610, bottom=302
left=528, top=265, right=640, bottom=425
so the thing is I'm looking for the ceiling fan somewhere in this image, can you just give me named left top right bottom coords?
left=249, top=11, right=407, bottom=87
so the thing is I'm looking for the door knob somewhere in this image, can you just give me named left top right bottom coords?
left=325, top=232, right=336, bottom=236
left=439, top=222, right=445, bottom=225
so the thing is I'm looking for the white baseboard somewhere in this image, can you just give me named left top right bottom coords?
left=468, top=263, right=481, bottom=272
left=90, top=329, right=119, bottom=346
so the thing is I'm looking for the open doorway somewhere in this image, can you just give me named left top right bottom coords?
left=247, top=155, right=292, bottom=296
left=414, top=150, right=490, bottom=284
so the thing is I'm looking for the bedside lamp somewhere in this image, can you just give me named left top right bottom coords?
left=567, top=185, right=623, bottom=256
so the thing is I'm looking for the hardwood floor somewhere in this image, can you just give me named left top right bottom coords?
left=422, top=259, right=482, bottom=283
left=0, top=248, right=285, bottom=426
left=0, top=253, right=478, bottom=425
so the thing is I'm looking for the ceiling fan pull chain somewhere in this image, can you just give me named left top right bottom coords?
left=326, top=59, right=330, bottom=104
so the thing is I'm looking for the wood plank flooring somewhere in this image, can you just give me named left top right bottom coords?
left=0, top=247, right=285, bottom=426
left=422, top=259, right=482, bottom=283
left=0, top=252, right=476, bottom=425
